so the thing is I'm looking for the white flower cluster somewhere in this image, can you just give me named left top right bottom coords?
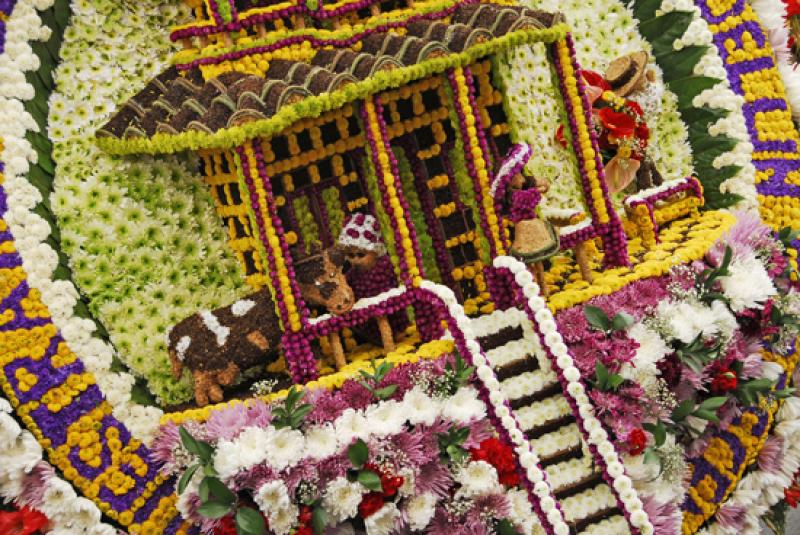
left=491, top=256, right=655, bottom=535
left=420, top=279, right=573, bottom=535
left=750, top=0, right=800, bottom=120
left=655, top=299, right=737, bottom=345
left=719, top=253, right=777, bottom=312
left=49, top=0, right=248, bottom=407
left=212, top=385, right=486, bottom=480
left=0, top=0, right=166, bottom=442
left=0, top=398, right=115, bottom=535
left=657, top=0, right=758, bottom=211
left=697, top=396, right=800, bottom=535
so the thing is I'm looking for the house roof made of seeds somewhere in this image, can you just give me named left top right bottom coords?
left=96, top=3, right=566, bottom=155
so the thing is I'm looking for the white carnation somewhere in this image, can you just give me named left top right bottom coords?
left=304, top=424, right=339, bottom=460
left=657, top=299, right=736, bottom=344
left=403, top=386, right=439, bottom=426
left=214, top=426, right=271, bottom=478
left=323, top=477, right=365, bottom=522
left=335, top=408, right=371, bottom=445
left=255, top=480, right=290, bottom=514
left=720, top=254, right=776, bottom=312
left=456, top=460, right=501, bottom=497
left=441, top=387, right=486, bottom=423
left=364, top=400, right=405, bottom=436
left=405, top=493, right=437, bottom=530
left=624, top=323, right=670, bottom=380
left=265, top=427, right=305, bottom=471
left=365, top=502, right=400, bottom=535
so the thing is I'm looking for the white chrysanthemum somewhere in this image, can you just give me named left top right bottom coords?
left=456, top=460, right=501, bottom=497
left=365, top=400, right=405, bottom=436
left=656, top=299, right=736, bottom=344
left=255, top=480, right=291, bottom=515
left=59, top=496, right=102, bottom=528
left=39, top=478, right=78, bottom=519
left=365, top=502, right=400, bottom=535
left=335, top=408, right=371, bottom=445
left=623, top=323, right=671, bottom=380
left=265, top=427, right=306, bottom=471
left=214, top=426, right=271, bottom=478
left=441, top=387, right=486, bottom=423
left=304, top=424, right=340, bottom=460
left=267, top=501, right=299, bottom=535
left=506, top=488, right=537, bottom=533
left=720, top=254, right=777, bottom=312
left=404, top=387, right=439, bottom=426
left=405, top=493, right=437, bottom=530
left=323, top=477, right=365, bottom=522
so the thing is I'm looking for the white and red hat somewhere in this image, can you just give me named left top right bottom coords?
left=338, top=213, right=386, bottom=255
left=490, top=143, right=533, bottom=199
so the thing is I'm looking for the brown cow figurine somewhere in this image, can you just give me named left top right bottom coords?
left=292, top=245, right=355, bottom=370
left=168, top=247, right=355, bottom=407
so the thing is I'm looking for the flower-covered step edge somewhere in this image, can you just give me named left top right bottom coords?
left=470, top=304, right=638, bottom=534
left=489, top=256, right=655, bottom=535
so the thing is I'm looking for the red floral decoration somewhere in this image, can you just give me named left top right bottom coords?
left=710, top=369, right=738, bottom=394
left=785, top=0, right=800, bottom=18
left=358, top=492, right=386, bottom=518
left=0, top=506, right=49, bottom=535
left=598, top=107, right=637, bottom=139
left=627, top=428, right=647, bottom=456
left=581, top=69, right=611, bottom=91
left=470, top=437, right=520, bottom=487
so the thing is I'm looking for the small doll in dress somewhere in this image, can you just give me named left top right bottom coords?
left=492, top=144, right=560, bottom=296
left=337, top=213, right=408, bottom=352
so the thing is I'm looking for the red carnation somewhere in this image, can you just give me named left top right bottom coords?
left=359, top=492, right=385, bottom=518
left=598, top=107, right=636, bottom=138
left=787, top=486, right=800, bottom=508
left=785, top=0, right=800, bottom=18
left=626, top=100, right=644, bottom=116
left=470, top=438, right=520, bottom=487
left=627, top=428, right=647, bottom=456
left=0, top=507, right=49, bottom=535
left=581, top=69, right=611, bottom=91
left=711, top=369, right=738, bottom=394
left=296, top=527, right=313, bottom=535
left=555, top=124, right=569, bottom=148
left=635, top=122, right=650, bottom=144
left=298, top=505, right=313, bottom=525
left=380, top=473, right=404, bottom=497
left=499, top=470, right=521, bottom=487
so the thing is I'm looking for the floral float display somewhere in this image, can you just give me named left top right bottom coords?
left=3, top=0, right=800, bottom=533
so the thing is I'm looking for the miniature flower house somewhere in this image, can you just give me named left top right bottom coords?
left=97, top=0, right=630, bottom=381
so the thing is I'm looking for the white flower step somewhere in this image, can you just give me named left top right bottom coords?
left=545, top=456, right=596, bottom=492
left=529, top=422, right=583, bottom=459
left=560, top=483, right=618, bottom=523
left=579, top=515, right=631, bottom=535
left=500, top=368, right=558, bottom=401
left=516, top=395, right=572, bottom=431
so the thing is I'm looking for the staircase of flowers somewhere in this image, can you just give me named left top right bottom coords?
left=472, top=306, right=631, bottom=534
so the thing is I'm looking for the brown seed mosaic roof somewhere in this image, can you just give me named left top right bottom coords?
left=97, top=3, right=562, bottom=141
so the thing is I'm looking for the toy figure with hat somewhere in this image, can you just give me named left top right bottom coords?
left=491, top=143, right=560, bottom=296
left=337, top=213, right=408, bottom=351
